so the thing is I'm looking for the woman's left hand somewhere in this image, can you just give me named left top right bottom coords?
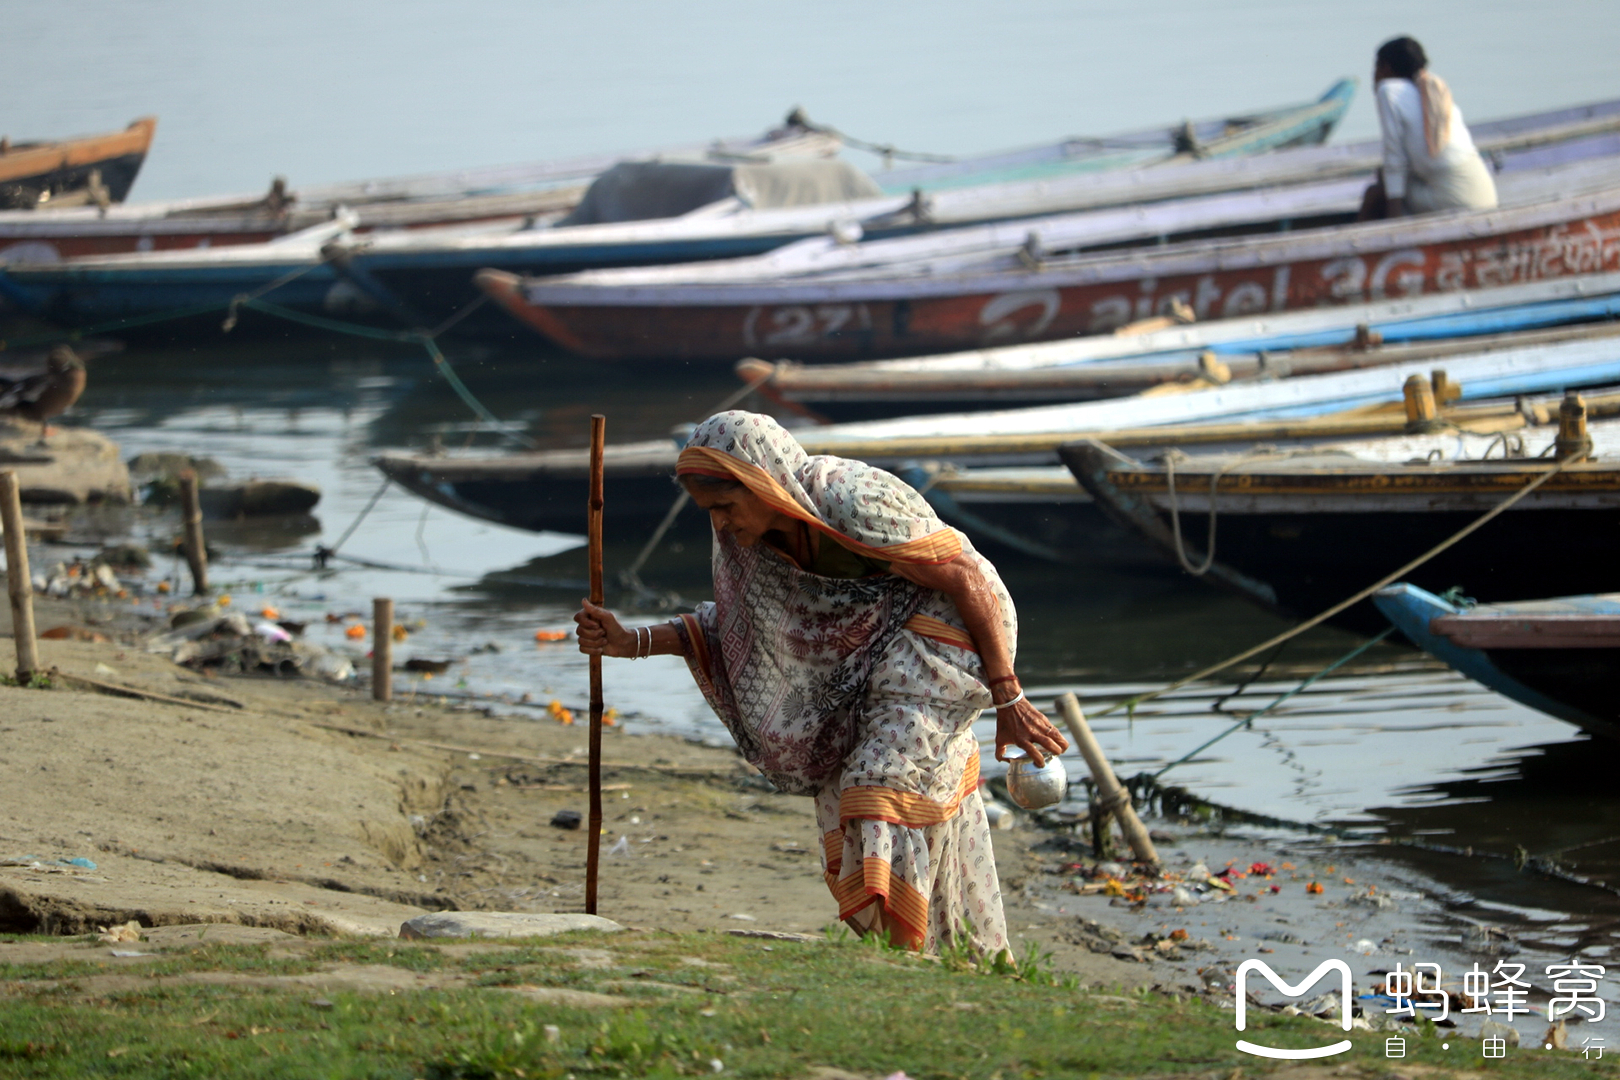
left=995, top=697, right=1069, bottom=767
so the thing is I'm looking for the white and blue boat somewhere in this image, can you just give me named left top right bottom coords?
left=1375, top=583, right=1620, bottom=741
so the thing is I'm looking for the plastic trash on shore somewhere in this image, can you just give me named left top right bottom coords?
left=38, top=558, right=124, bottom=598
left=97, top=921, right=142, bottom=944
left=2, top=855, right=97, bottom=871
left=146, top=612, right=354, bottom=681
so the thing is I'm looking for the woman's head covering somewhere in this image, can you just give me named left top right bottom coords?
left=677, top=410, right=961, bottom=565
left=1376, top=35, right=1453, bottom=157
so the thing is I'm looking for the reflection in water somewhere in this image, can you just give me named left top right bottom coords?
left=1364, top=737, right=1620, bottom=949
left=62, top=340, right=1614, bottom=944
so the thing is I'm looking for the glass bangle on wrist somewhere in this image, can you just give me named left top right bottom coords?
left=993, top=689, right=1026, bottom=711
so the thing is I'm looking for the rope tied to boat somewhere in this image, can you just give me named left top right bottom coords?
left=1095, top=450, right=1584, bottom=722
left=1150, top=626, right=1396, bottom=782
left=1162, top=446, right=1283, bottom=576
left=783, top=110, right=959, bottom=166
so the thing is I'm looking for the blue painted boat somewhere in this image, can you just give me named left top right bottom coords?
left=1374, top=583, right=1620, bottom=741
left=0, top=81, right=1370, bottom=334
left=747, top=274, right=1620, bottom=420
left=5, top=88, right=1613, bottom=340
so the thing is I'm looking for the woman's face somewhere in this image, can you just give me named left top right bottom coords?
left=683, top=480, right=789, bottom=547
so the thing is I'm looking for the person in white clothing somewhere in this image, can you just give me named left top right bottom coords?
left=1359, top=36, right=1497, bottom=219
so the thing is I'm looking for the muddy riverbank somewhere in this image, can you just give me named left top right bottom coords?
left=7, top=588, right=1618, bottom=1046
left=0, top=593, right=1161, bottom=985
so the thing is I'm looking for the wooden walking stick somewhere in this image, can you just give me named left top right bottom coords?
left=585, top=414, right=606, bottom=915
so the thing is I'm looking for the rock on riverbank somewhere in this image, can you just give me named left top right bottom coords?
left=0, top=422, right=130, bottom=505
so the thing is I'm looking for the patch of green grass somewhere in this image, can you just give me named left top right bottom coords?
left=0, top=932, right=1614, bottom=1078
left=306, top=941, right=448, bottom=972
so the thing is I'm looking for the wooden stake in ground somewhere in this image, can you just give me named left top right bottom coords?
left=178, top=469, right=209, bottom=595
left=373, top=597, right=394, bottom=703
left=585, top=413, right=606, bottom=915
left=1056, top=693, right=1159, bottom=866
left=0, top=471, right=40, bottom=684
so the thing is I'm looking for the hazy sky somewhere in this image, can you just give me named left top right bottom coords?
left=7, top=1, right=1616, bottom=199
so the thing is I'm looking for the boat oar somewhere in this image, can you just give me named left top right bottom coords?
left=585, top=413, right=606, bottom=915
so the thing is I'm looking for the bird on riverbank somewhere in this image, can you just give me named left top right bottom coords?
left=0, top=345, right=88, bottom=445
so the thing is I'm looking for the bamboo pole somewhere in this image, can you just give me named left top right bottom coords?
left=585, top=414, right=606, bottom=915
left=0, top=472, right=40, bottom=684
left=178, top=469, right=209, bottom=595
left=1056, top=694, right=1159, bottom=866
left=373, top=598, right=394, bottom=703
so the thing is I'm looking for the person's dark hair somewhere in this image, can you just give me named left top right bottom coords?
left=1376, top=36, right=1427, bottom=79
left=677, top=472, right=744, bottom=493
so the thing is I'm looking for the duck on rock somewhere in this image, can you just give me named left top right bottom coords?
left=0, top=345, right=87, bottom=445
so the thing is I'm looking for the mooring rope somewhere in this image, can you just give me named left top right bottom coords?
left=1150, top=627, right=1395, bottom=780
left=1093, top=451, right=1581, bottom=721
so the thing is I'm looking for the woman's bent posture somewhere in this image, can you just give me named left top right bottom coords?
left=576, top=411, right=1067, bottom=955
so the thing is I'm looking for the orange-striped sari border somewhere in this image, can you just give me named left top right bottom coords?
left=676, top=613, right=711, bottom=681
left=676, top=445, right=962, bottom=566
left=838, top=753, right=980, bottom=830
left=901, top=613, right=977, bottom=652
left=824, top=858, right=927, bottom=950
left=822, top=828, right=844, bottom=873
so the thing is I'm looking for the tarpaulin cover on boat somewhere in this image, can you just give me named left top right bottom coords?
left=558, top=159, right=882, bottom=225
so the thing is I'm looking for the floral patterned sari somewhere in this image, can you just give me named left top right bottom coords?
left=671, top=411, right=1010, bottom=955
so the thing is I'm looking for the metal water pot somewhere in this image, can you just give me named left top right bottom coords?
left=1003, top=752, right=1068, bottom=810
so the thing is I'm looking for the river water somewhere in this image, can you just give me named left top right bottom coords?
left=12, top=0, right=1620, bottom=1024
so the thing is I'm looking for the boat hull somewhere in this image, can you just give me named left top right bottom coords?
left=1061, top=445, right=1620, bottom=634
left=0, top=118, right=156, bottom=209
left=372, top=444, right=693, bottom=536
left=490, top=196, right=1620, bottom=361
left=1373, top=583, right=1620, bottom=739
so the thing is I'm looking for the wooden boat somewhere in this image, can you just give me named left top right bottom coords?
left=372, top=356, right=1620, bottom=542
left=1374, top=583, right=1620, bottom=740
left=481, top=149, right=1620, bottom=361
left=1060, top=412, right=1620, bottom=634
left=0, top=83, right=1353, bottom=273
left=867, top=79, right=1357, bottom=192
left=790, top=330, right=1620, bottom=462
left=739, top=272, right=1620, bottom=420
left=748, top=320, right=1620, bottom=422
left=904, top=392, right=1620, bottom=564
left=0, top=118, right=157, bottom=210
left=0, top=116, right=839, bottom=263
left=0, top=84, right=1367, bottom=331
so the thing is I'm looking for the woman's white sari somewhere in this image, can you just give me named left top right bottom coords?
left=672, top=411, right=1011, bottom=954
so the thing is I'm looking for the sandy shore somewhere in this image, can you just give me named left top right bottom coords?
left=1, top=592, right=1153, bottom=987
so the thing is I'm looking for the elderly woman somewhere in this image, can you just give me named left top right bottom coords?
left=575, top=411, right=1067, bottom=955
left=1360, top=36, right=1497, bottom=219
